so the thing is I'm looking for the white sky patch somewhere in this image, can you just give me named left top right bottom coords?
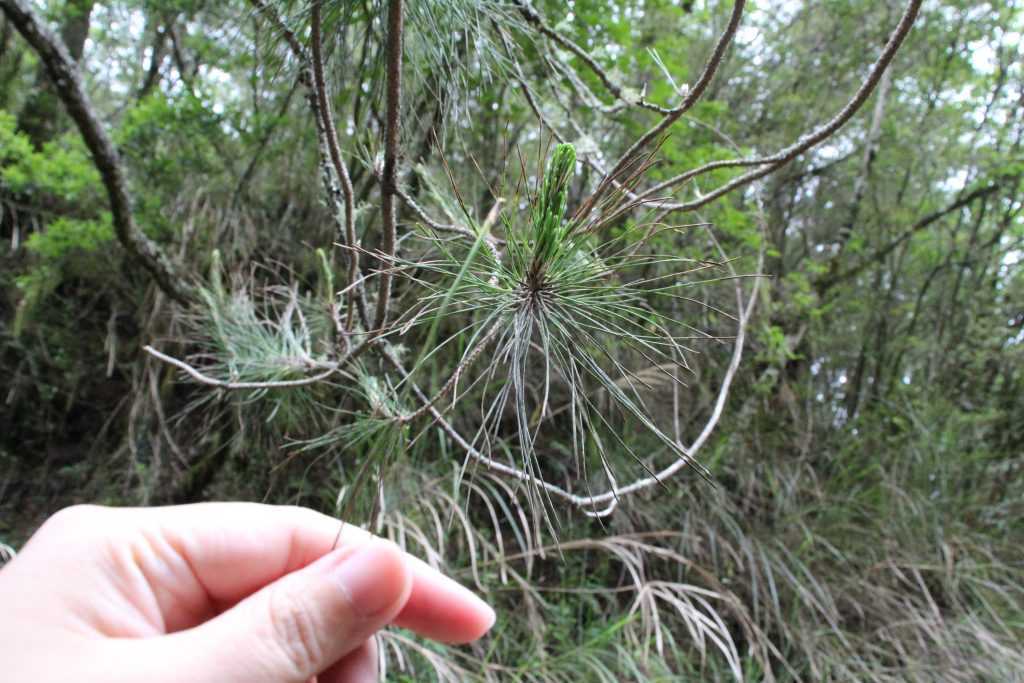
left=197, top=65, right=239, bottom=116
left=815, top=137, right=855, bottom=163
left=939, top=168, right=969, bottom=194
left=968, top=40, right=998, bottom=75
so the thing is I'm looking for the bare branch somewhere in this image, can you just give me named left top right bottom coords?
left=514, top=0, right=675, bottom=115
left=638, top=0, right=924, bottom=213
left=247, top=0, right=302, bottom=57
left=395, top=186, right=473, bottom=239
left=1, top=0, right=195, bottom=305
left=249, top=0, right=369, bottom=331
left=310, top=0, right=360, bottom=330
left=605, top=0, right=747, bottom=182
left=143, top=345, right=339, bottom=390
left=398, top=319, right=503, bottom=424
left=495, top=23, right=688, bottom=214
left=374, top=0, right=404, bottom=331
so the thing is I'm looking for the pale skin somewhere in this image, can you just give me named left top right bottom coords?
left=0, top=503, right=497, bottom=682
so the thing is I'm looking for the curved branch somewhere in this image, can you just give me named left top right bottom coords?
left=638, top=0, right=923, bottom=213
left=605, top=0, right=747, bottom=182
left=143, top=345, right=339, bottom=390
left=1, top=0, right=195, bottom=304
left=514, top=0, right=676, bottom=115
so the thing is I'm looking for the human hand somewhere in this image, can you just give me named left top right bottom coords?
left=0, top=503, right=496, bottom=682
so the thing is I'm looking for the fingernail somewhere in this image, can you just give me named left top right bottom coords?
left=481, top=602, right=497, bottom=632
left=331, top=540, right=407, bottom=619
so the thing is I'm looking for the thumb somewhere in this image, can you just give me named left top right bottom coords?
left=132, top=538, right=412, bottom=683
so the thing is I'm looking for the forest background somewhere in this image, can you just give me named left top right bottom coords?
left=1, top=0, right=1021, bottom=680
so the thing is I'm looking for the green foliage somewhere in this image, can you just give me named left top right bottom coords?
left=13, top=213, right=115, bottom=335
left=118, top=92, right=231, bottom=239
left=12, top=264, right=59, bottom=338
left=0, top=110, right=102, bottom=202
left=1, top=109, right=114, bottom=332
left=23, top=214, right=114, bottom=260
left=0, top=110, right=32, bottom=163
left=118, top=92, right=225, bottom=183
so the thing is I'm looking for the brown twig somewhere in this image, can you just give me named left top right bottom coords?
left=494, top=19, right=689, bottom=214
left=310, top=0, right=360, bottom=330
left=374, top=0, right=405, bottom=332
left=397, top=319, right=504, bottom=424
left=514, top=0, right=676, bottom=115
left=249, top=0, right=370, bottom=331
left=248, top=0, right=302, bottom=56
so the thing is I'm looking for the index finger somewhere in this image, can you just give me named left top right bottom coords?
left=118, top=503, right=495, bottom=644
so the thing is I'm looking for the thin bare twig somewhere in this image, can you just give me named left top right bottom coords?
left=395, top=186, right=474, bottom=239
left=496, top=24, right=687, bottom=215
left=249, top=0, right=370, bottom=332
left=818, top=181, right=1000, bottom=293
left=143, top=345, right=339, bottom=390
left=310, top=0, right=360, bottom=330
left=398, top=319, right=503, bottom=424
left=514, top=0, right=676, bottom=115
left=248, top=0, right=302, bottom=58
